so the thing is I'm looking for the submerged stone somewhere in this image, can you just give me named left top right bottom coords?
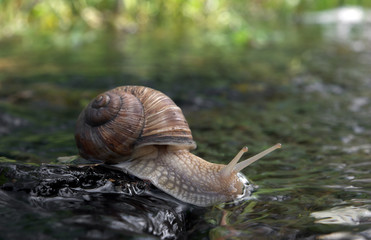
left=0, top=163, right=205, bottom=240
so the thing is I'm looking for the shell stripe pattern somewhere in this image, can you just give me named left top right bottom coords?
left=75, top=90, right=144, bottom=161
left=117, top=86, right=196, bottom=149
left=75, top=86, right=196, bottom=161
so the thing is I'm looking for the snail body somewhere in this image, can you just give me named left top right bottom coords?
left=75, top=86, right=280, bottom=206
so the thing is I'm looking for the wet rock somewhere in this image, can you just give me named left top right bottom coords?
left=0, top=163, right=202, bottom=240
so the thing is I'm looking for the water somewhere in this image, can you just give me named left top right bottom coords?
left=1, top=8, right=371, bottom=239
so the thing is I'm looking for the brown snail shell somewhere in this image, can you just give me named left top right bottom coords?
left=75, top=86, right=281, bottom=206
left=75, top=86, right=196, bottom=163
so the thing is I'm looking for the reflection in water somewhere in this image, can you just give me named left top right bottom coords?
left=311, top=206, right=371, bottom=225
left=318, top=231, right=371, bottom=240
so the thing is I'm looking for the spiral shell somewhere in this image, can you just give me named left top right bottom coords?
left=75, top=86, right=196, bottom=163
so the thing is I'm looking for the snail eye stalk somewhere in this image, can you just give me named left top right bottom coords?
left=233, top=143, right=281, bottom=173
left=221, top=146, right=248, bottom=177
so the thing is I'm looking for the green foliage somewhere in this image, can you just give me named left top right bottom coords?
left=1, top=0, right=369, bottom=48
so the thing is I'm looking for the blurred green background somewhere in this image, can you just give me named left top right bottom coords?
left=1, top=0, right=370, bottom=162
left=2, top=0, right=369, bottom=77
left=3, top=0, right=366, bottom=48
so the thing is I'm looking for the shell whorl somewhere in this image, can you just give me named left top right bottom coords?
left=75, top=90, right=145, bottom=161
left=75, top=86, right=196, bottom=162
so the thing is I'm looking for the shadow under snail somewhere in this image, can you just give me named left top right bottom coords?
left=75, top=86, right=281, bottom=207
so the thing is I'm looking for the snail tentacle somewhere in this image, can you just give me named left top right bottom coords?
left=233, top=143, right=282, bottom=173
left=220, top=146, right=248, bottom=178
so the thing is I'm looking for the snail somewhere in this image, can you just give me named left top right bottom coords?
left=75, top=86, right=281, bottom=206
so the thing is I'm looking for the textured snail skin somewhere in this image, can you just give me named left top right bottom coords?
left=115, top=146, right=244, bottom=206
left=75, top=86, right=247, bottom=206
